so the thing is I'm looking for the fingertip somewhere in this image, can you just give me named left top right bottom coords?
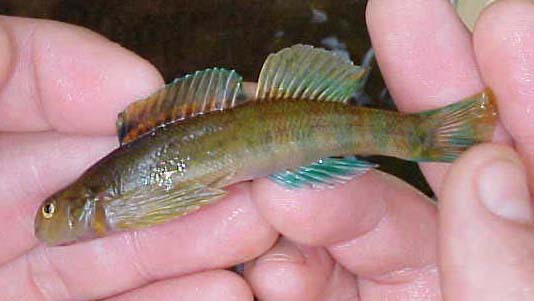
left=446, top=143, right=520, bottom=172
left=32, top=19, right=164, bottom=134
left=242, top=82, right=257, bottom=98
left=440, top=143, right=522, bottom=201
left=327, top=176, right=438, bottom=279
left=244, top=238, right=333, bottom=301
left=475, top=0, right=534, bottom=33
left=440, top=143, right=515, bottom=212
left=252, top=174, right=387, bottom=246
left=441, top=143, right=531, bottom=223
left=474, top=0, right=534, bottom=181
left=366, top=0, right=482, bottom=111
left=474, top=0, right=534, bottom=96
left=440, top=144, right=534, bottom=299
left=197, top=270, right=254, bottom=301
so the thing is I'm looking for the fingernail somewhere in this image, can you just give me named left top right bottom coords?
left=256, top=238, right=305, bottom=265
left=478, top=159, right=532, bottom=223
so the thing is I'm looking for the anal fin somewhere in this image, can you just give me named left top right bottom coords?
left=269, top=157, right=377, bottom=189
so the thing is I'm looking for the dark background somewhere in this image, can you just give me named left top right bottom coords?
left=0, top=0, right=433, bottom=195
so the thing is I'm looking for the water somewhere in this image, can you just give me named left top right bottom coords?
left=1, top=0, right=433, bottom=196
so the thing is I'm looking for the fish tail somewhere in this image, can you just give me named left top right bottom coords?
left=413, top=89, right=497, bottom=162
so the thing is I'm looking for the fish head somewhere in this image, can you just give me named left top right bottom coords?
left=34, top=186, right=98, bottom=246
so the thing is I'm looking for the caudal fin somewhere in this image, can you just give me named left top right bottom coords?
left=415, top=89, right=497, bottom=162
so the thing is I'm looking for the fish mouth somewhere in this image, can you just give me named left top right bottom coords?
left=45, top=238, right=78, bottom=247
left=55, top=239, right=80, bottom=246
left=34, top=218, right=79, bottom=247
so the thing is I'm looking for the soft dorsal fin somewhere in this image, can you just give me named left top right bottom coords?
left=117, top=68, right=246, bottom=145
left=256, top=44, right=369, bottom=103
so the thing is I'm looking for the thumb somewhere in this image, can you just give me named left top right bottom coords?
left=439, top=143, right=534, bottom=300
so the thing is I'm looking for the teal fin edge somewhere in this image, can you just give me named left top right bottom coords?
left=269, top=156, right=377, bottom=189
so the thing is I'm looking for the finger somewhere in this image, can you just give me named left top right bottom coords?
left=243, top=82, right=257, bottom=98
left=0, top=183, right=277, bottom=301
left=253, top=172, right=439, bottom=287
left=439, top=143, right=534, bottom=300
left=252, top=172, right=388, bottom=247
left=244, top=237, right=339, bottom=301
left=358, top=265, right=441, bottom=300
left=320, top=264, right=360, bottom=301
left=244, top=237, right=438, bottom=301
left=245, top=238, right=360, bottom=301
left=106, top=270, right=253, bottom=301
left=325, top=175, right=438, bottom=284
left=365, top=0, right=489, bottom=192
left=0, top=16, right=163, bottom=133
left=0, top=132, right=116, bottom=264
left=474, top=0, right=534, bottom=187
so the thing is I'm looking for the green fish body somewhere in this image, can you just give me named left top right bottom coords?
left=34, top=45, right=497, bottom=245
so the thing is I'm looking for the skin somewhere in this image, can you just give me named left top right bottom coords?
left=0, top=0, right=533, bottom=300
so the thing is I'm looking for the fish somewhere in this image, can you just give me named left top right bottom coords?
left=34, top=44, right=497, bottom=246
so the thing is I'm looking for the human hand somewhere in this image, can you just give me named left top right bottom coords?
left=239, top=0, right=534, bottom=300
left=3, top=0, right=534, bottom=300
left=0, top=16, right=278, bottom=300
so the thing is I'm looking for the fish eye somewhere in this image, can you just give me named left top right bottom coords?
left=42, top=202, right=56, bottom=219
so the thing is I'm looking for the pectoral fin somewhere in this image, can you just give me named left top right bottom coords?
left=104, top=183, right=226, bottom=231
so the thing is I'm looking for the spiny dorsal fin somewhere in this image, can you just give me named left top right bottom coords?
left=256, top=44, right=369, bottom=103
left=117, top=68, right=246, bottom=145
left=269, top=157, right=377, bottom=189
